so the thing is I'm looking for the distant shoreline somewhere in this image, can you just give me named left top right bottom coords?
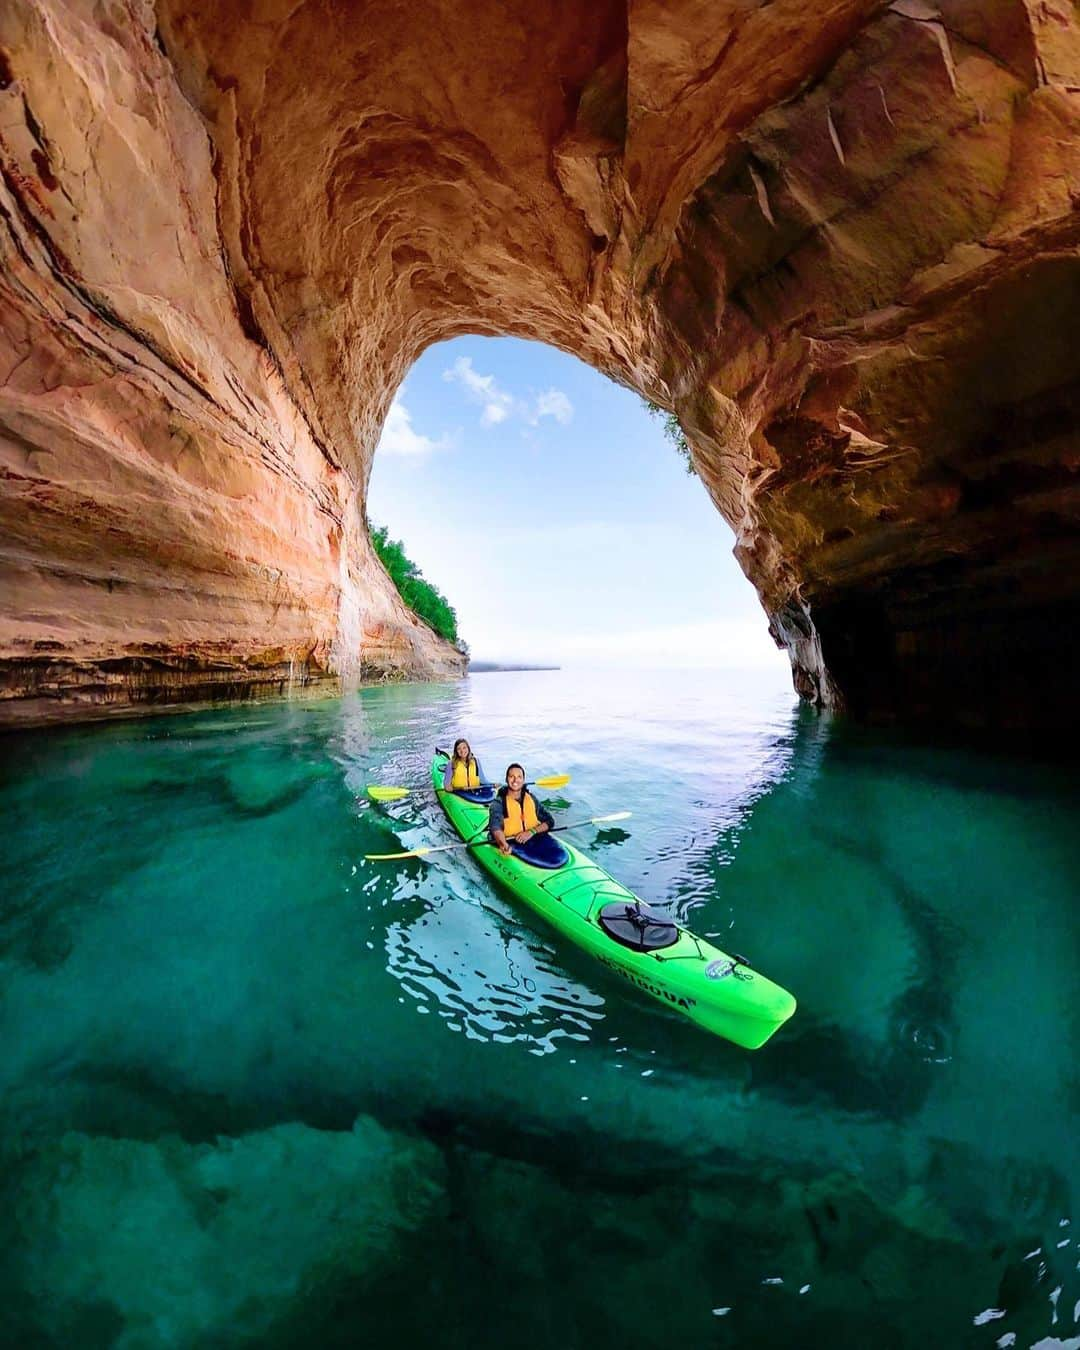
left=468, top=662, right=560, bottom=673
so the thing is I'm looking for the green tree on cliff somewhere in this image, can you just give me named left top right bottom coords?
left=643, top=400, right=696, bottom=475
left=368, top=522, right=462, bottom=648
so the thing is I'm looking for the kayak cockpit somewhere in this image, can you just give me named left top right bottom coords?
left=451, top=787, right=496, bottom=805
left=508, top=833, right=570, bottom=869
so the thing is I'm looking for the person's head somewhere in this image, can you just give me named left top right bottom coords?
left=453, top=738, right=471, bottom=762
left=505, top=763, right=525, bottom=792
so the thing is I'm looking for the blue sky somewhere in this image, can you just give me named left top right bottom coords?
left=367, top=336, right=788, bottom=672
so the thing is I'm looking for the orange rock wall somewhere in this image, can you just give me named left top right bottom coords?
left=1, top=0, right=1078, bottom=731
left=0, top=1, right=464, bottom=725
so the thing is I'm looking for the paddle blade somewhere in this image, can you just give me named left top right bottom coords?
left=593, top=811, right=631, bottom=823
left=533, top=774, right=571, bottom=789
left=366, top=786, right=410, bottom=802
left=364, top=846, right=432, bottom=861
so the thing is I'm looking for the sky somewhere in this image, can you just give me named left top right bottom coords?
left=366, top=336, right=788, bottom=673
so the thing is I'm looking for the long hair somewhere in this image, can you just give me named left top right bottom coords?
left=453, top=738, right=471, bottom=763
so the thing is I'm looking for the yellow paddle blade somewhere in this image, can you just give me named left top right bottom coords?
left=533, top=774, right=571, bottom=789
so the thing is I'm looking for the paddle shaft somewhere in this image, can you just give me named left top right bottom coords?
left=367, top=773, right=569, bottom=802
left=364, top=811, right=630, bottom=862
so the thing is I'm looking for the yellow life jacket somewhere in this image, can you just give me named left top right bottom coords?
left=502, top=789, right=540, bottom=835
left=450, top=757, right=481, bottom=789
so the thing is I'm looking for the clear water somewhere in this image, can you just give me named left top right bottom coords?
left=1, top=668, right=1077, bottom=1350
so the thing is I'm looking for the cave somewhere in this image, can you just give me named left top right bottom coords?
left=1, top=0, right=1077, bottom=734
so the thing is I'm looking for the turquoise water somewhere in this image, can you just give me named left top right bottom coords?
left=1, top=668, right=1077, bottom=1349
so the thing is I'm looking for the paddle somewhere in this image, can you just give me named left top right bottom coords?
left=367, top=773, right=570, bottom=803
left=364, top=811, right=631, bottom=861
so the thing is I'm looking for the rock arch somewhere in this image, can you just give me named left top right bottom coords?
left=1, top=0, right=1077, bottom=731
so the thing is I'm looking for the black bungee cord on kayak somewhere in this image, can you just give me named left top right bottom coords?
left=597, top=901, right=680, bottom=953
left=650, top=928, right=709, bottom=963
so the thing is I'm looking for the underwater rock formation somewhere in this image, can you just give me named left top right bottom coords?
left=1, top=0, right=1077, bottom=729
left=8, top=1121, right=445, bottom=1346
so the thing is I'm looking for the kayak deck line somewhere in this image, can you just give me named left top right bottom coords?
left=430, top=753, right=796, bottom=1050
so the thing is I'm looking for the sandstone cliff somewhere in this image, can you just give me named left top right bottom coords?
left=1, top=1, right=1077, bottom=731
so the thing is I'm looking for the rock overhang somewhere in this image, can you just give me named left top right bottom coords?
left=0, top=0, right=1077, bottom=732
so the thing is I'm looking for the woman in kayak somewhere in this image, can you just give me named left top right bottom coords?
left=443, top=738, right=485, bottom=793
left=490, top=763, right=563, bottom=866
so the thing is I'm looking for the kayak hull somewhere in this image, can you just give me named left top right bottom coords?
left=431, top=755, right=795, bottom=1050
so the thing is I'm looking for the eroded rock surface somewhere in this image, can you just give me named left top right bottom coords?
left=1, top=0, right=1077, bottom=730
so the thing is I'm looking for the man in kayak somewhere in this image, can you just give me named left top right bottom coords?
left=443, top=738, right=485, bottom=793
left=490, top=763, right=560, bottom=863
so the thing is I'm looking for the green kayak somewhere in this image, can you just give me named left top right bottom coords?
left=431, top=752, right=796, bottom=1050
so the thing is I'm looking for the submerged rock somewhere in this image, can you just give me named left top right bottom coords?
left=8, top=1118, right=445, bottom=1348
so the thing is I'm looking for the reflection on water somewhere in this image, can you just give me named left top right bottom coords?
left=385, top=894, right=606, bottom=1053
left=0, top=668, right=1077, bottom=1349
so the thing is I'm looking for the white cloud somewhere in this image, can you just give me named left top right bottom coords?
left=532, top=388, right=573, bottom=425
left=443, top=356, right=514, bottom=426
left=442, top=357, right=574, bottom=429
left=377, top=391, right=454, bottom=457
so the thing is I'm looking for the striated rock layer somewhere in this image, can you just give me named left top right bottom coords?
left=1, top=0, right=1078, bottom=732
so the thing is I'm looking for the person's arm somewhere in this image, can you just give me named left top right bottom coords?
left=443, top=760, right=454, bottom=789
left=488, top=797, right=512, bottom=854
